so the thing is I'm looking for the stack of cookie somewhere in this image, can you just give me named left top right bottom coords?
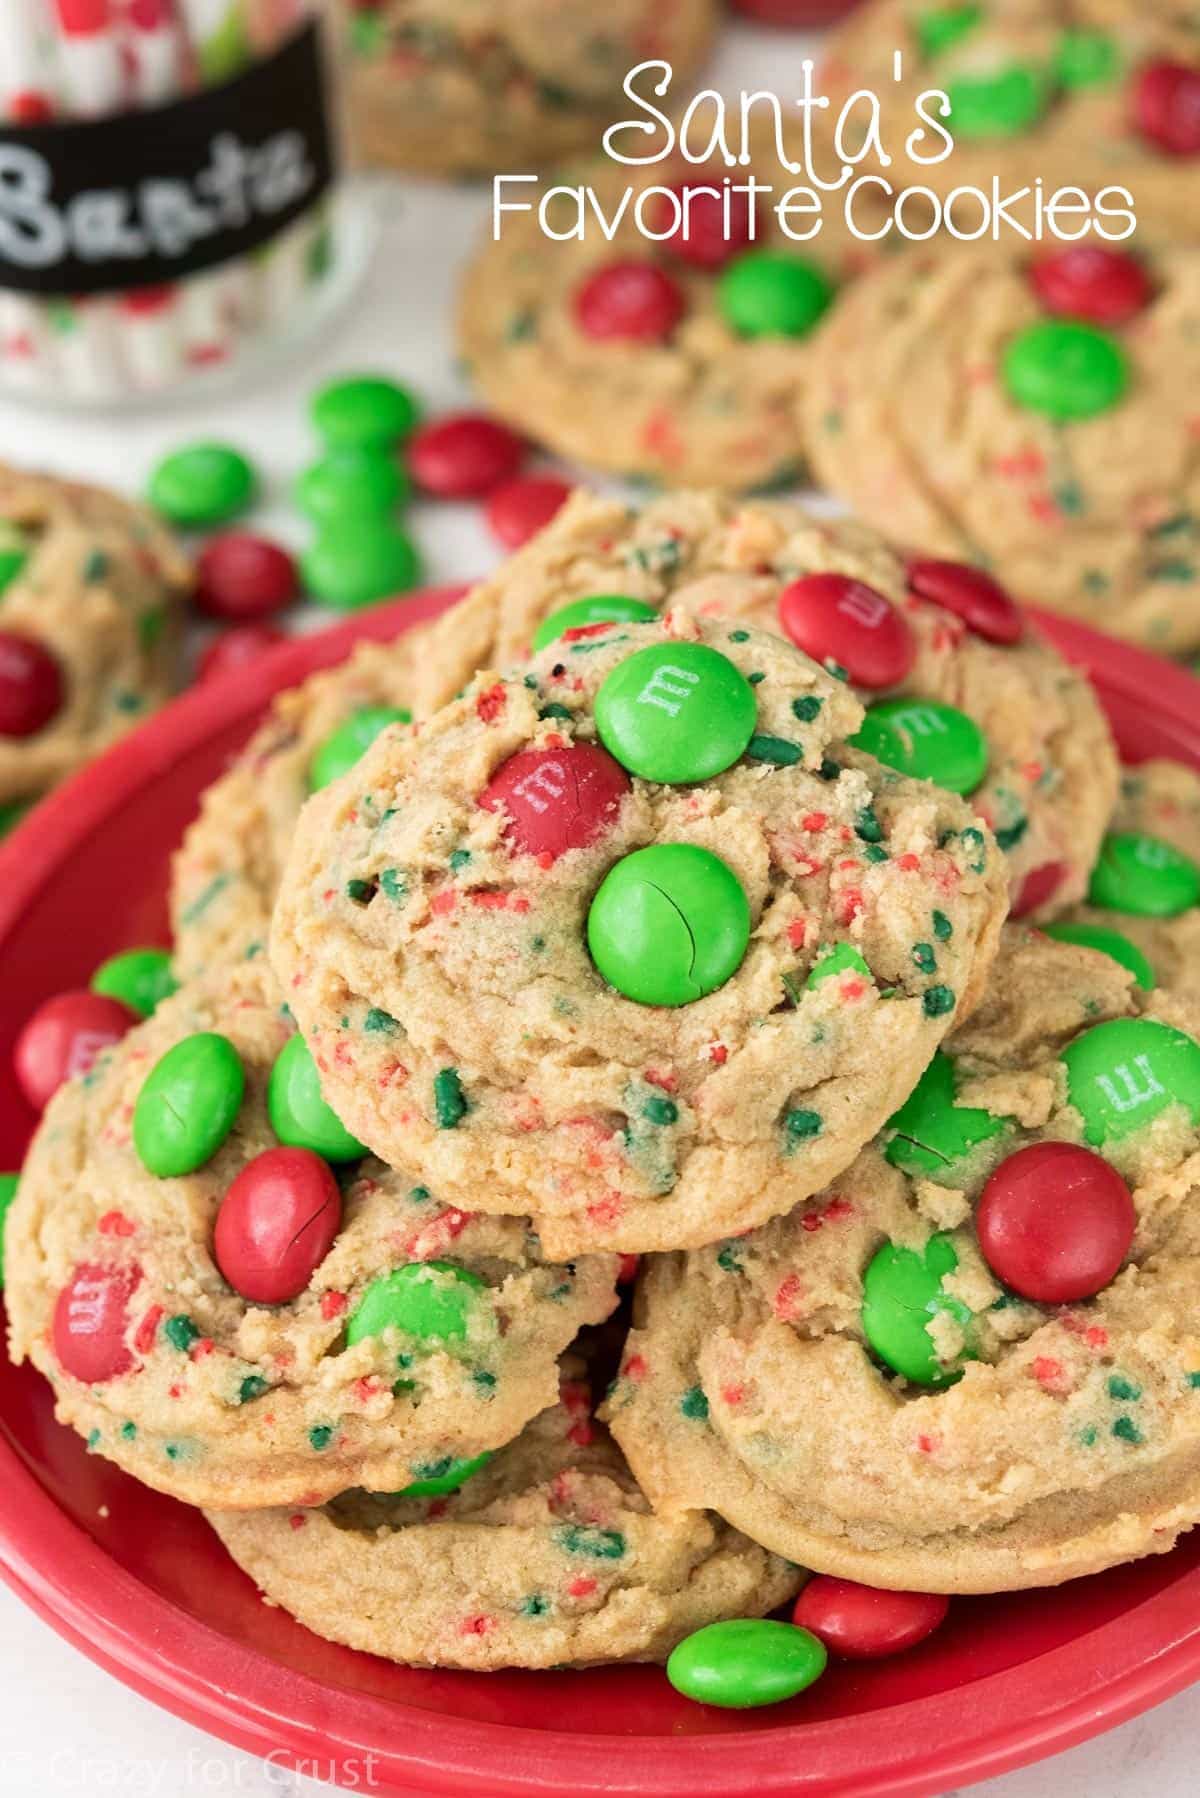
left=8, top=490, right=1200, bottom=1691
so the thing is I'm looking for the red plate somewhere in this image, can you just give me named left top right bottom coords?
left=1, top=594, right=1199, bottom=1798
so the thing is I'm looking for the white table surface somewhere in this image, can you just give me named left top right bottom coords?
left=1, top=18, right=1197, bottom=1797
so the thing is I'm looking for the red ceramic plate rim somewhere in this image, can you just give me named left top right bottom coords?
left=2, top=594, right=1200, bottom=1798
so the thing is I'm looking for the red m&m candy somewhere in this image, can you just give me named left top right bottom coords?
left=53, top=1261, right=141, bottom=1383
left=778, top=574, right=915, bottom=689
left=0, top=630, right=64, bottom=737
left=1011, top=859, right=1068, bottom=919
left=794, top=1577, right=949, bottom=1659
left=658, top=182, right=754, bottom=270
left=573, top=261, right=686, bottom=343
left=977, top=1140, right=1135, bottom=1304
left=480, top=743, right=630, bottom=861
left=906, top=559, right=1023, bottom=645
left=14, top=991, right=138, bottom=1111
left=214, top=1146, right=342, bottom=1305
left=408, top=413, right=526, bottom=500
left=1029, top=247, right=1154, bottom=326
left=195, top=533, right=298, bottom=622
left=197, top=623, right=287, bottom=684
left=485, top=475, right=572, bottom=549
left=1132, top=60, right=1200, bottom=156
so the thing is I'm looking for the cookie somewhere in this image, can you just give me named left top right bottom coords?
left=271, top=611, right=1008, bottom=1256
left=457, top=143, right=887, bottom=491
left=823, top=0, right=1200, bottom=240
left=344, top=0, right=716, bottom=178
left=605, top=929, right=1200, bottom=1592
left=4, top=960, right=619, bottom=1509
left=803, top=244, right=1200, bottom=653
left=437, top=488, right=1119, bottom=916
left=1053, top=757, right=1200, bottom=993
left=208, top=1368, right=800, bottom=1669
left=0, top=462, right=190, bottom=806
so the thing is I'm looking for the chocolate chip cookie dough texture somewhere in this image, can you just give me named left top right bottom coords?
left=0, top=463, right=190, bottom=807
left=1056, top=758, right=1200, bottom=995
left=3, top=959, right=619, bottom=1508
left=271, top=611, right=1008, bottom=1257
left=803, top=244, right=1200, bottom=653
left=342, top=0, right=717, bottom=177
left=457, top=139, right=887, bottom=491
left=822, top=0, right=1200, bottom=238
left=209, top=1371, right=801, bottom=1669
left=606, top=929, right=1200, bottom=1592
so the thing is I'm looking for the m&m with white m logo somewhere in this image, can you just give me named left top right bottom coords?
left=1062, top=1018, right=1200, bottom=1146
left=594, top=643, right=757, bottom=783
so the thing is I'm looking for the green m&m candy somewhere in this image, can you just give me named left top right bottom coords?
left=268, top=1034, right=366, bottom=1162
left=295, top=447, right=407, bottom=523
left=851, top=699, right=988, bottom=796
left=807, top=942, right=871, bottom=989
left=1055, top=28, right=1120, bottom=88
left=302, top=521, right=421, bottom=612
left=90, top=947, right=178, bottom=1019
left=915, top=4, right=981, bottom=58
left=0, top=523, right=29, bottom=595
left=395, top=1451, right=492, bottom=1499
left=595, top=642, right=757, bottom=783
left=148, top=443, right=258, bottom=528
left=532, top=595, right=658, bottom=654
left=347, top=1260, right=486, bottom=1345
left=587, top=844, right=750, bottom=1007
left=1063, top=1017, right=1200, bottom=1146
left=717, top=251, right=835, bottom=341
left=0, top=1171, right=18, bottom=1286
left=944, top=64, right=1047, bottom=138
left=133, top=1032, right=245, bottom=1176
left=308, top=705, right=412, bottom=792
left=667, top=1619, right=827, bottom=1709
left=1043, top=920, right=1155, bottom=990
left=862, top=1233, right=973, bottom=1386
left=311, top=375, right=420, bottom=449
left=1002, top=321, right=1128, bottom=421
left=884, top=1051, right=1009, bottom=1176
left=1087, top=832, right=1200, bottom=918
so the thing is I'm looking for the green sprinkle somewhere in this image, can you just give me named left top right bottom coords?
left=912, top=942, right=937, bottom=974
left=449, top=849, right=471, bottom=870
left=783, top=1107, right=822, bottom=1143
left=520, top=1594, right=550, bottom=1617
left=818, top=758, right=841, bottom=783
left=557, top=1524, right=627, bottom=1560
left=923, top=985, right=956, bottom=1018
left=746, top=734, right=802, bottom=766
left=87, top=1429, right=101, bottom=1450
left=82, top=549, right=110, bottom=582
left=728, top=629, right=751, bottom=642
left=855, top=806, right=883, bottom=843
left=680, top=1386, right=710, bottom=1421
left=1112, top=1415, right=1143, bottom=1444
left=932, top=910, right=953, bottom=940
left=716, top=1244, right=743, bottom=1274
left=119, top=1421, right=137, bottom=1440
left=863, top=844, right=889, bottom=863
left=792, top=695, right=822, bottom=722
left=1078, top=1424, right=1099, bottom=1447
left=472, top=1369, right=497, bottom=1394
left=1107, top=1375, right=1142, bottom=1402
left=642, top=1095, right=678, bottom=1125
left=995, top=817, right=1029, bottom=852
left=539, top=702, right=573, bottom=721
left=163, top=1314, right=200, bottom=1353
left=308, top=1425, right=334, bottom=1451
left=409, top=1184, right=431, bottom=1202
left=434, top=1067, right=468, bottom=1128
left=346, top=878, right=374, bottom=904
left=364, top=1007, right=398, bottom=1033
left=237, top=1375, right=270, bottom=1405
left=1187, top=1372, right=1200, bottom=1389
left=380, top=868, right=407, bottom=904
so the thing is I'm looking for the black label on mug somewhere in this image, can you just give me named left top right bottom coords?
left=0, top=22, right=336, bottom=298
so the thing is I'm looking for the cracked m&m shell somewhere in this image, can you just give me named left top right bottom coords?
left=977, top=1141, right=1135, bottom=1303
left=595, top=642, right=757, bottom=783
left=587, top=843, right=751, bottom=1007
left=214, top=1146, right=342, bottom=1305
left=884, top=1050, right=1009, bottom=1177
left=851, top=699, right=988, bottom=796
left=479, top=742, right=630, bottom=860
left=133, top=1032, right=245, bottom=1177
left=862, top=1233, right=973, bottom=1386
left=793, top=1577, right=949, bottom=1660
left=1087, top=831, right=1200, bottom=918
left=906, top=559, right=1023, bottom=645
left=14, top=990, right=138, bottom=1111
left=777, top=573, right=915, bottom=688
left=53, top=1261, right=141, bottom=1383
left=1063, top=1017, right=1200, bottom=1146
left=0, top=630, right=64, bottom=738
left=532, top=594, right=658, bottom=653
